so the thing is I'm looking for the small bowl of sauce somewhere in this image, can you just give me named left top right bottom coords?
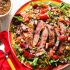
left=0, top=0, right=11, bottom=17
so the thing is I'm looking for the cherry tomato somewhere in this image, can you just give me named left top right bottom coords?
left=39, top=14, right=49, bottom=20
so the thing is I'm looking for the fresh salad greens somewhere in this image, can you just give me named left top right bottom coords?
left=11, top=1, right=70, bottom=70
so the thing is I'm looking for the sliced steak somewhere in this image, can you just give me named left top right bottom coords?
left=39, top=27, right=49, bottom=48
left=33, top=20, right=45, bottom=46
left=58, top=22, right=67, bottom=35
left=53, top=26, right=61, bottom=50
left=46, top=24, right=55, bottom=47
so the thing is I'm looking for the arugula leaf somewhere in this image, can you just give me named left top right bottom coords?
left=59, top=2, right=70, bottom=9
left=49, top=59, right=59, bottom=65
left=14, top=16, right=23, bottom=22
left=30, top=2, right=42, bottom=6
left=32, top=58, right=38, bottom=67
left=27, top=57, right=38, bottom=67
left=11, top=25, right=16, bottom=33
left=47, top=11, right=54, bottom=18
left=49, top=3, right=57, bottom=7
left=66, top=56, right=70, bottom=60
left=19, top=55, right=25, bottom=62
left=58, top=2, right=70, bottom=15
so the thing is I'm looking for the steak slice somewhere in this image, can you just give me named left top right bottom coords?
left=58, top=22, right=67, bottom=35
left=33, top=20, right=45, bottom=46
left=39, top=27, right=49, bottom=48
left=53, top=26, right=61, bottom=50
left=46, top=24, right=55, bottom=47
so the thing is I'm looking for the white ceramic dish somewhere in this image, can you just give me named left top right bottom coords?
left=0, top=0, right=12, bottom=17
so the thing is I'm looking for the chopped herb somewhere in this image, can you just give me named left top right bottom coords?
left=49, top=3, right=57, bottom=7
left=11, top=25, right=16, bottom=32
left=47, top=11, right=53, bottom=18
left=14, top=16, right=23, bottom=22
left=19, top=55, right=25, bottom=62
left=49, top=59, right=59, bottom=65
left=27, top=57, right=38, bottom=67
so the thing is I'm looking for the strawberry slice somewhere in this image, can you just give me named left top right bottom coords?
left=32, top=4, right=38, bottom=9
left=58, top=35, right=67, bottom=41
left=52, top=55, right=59, bottom=60
left=20, top=42, right=28, bottom=49
left=40, top=8, right=46, bottom=14
left=41, top=4, right=48, bottom=8
left=23, top=50, right=34, bottom=59
left=39, top=14, right=49, bottom=20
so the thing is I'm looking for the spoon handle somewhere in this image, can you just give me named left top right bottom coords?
left=7, top=58, right=16, bottom=70
left=0, top=20, right=2, bottom=32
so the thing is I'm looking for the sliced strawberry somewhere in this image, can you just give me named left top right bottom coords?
left=39, top=14, right=49, bottom=20
left=32, top=4, right=38, bottom=9
left=58, top=35, right=67, bottom=41
left=52, top=55, right=59, bottom=60
left=24, top=51, right=29, bottom=57
left=41, top=4, right=48, bottom=8
left=40, top=8, right=46, bottom=14
left=23, top=50, right=34, bottom=59
left=20, top=42, right=28, bottom=49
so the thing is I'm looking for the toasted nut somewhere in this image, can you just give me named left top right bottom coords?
left=66, top=46, right=70, bottom=50
left=68, top=37, right=70, bottom=42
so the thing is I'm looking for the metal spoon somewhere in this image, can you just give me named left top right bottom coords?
left=0, top=39, right=16, bottom=70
